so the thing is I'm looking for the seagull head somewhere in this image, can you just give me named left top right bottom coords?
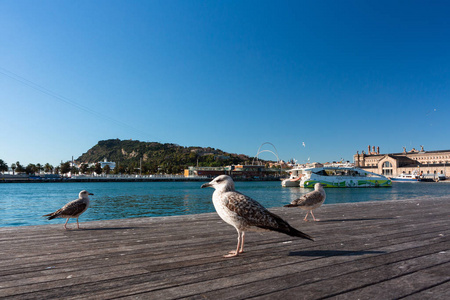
left=314, top=183, right=325, bottom=191
left=201, top=175, right=235, bottom=192
left=79, top=190, right=94, bottom=198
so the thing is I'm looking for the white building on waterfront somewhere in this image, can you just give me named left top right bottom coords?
left=98, top=158, right=116, bottom=170
left=354, top=145, right=449, bottom=179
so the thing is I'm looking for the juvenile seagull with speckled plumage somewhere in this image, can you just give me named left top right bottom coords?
left=43, top=190, right=93, bottom=230
left=285, top=183, right=326, bottom=221
left=201, top=175, right=313, bottom=257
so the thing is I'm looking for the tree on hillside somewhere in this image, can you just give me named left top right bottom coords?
left=0, top=159, right=8, bottom=174
left=74, top=139, right=269, bottom=175
left=112, top=163, right=126, bottom=174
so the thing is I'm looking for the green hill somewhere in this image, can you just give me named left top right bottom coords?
left=76, top=139, right=259, bottom=174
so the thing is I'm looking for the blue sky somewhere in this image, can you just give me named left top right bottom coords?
left=1, top=0, right=449, bottom=167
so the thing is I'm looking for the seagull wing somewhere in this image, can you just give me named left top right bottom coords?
left=224, top=191, right=274, bottom=226
left=224, top=191, right=313, bottom=240
left=60, top=200, right=88, bottom=216
left=44, top=199, right=87, bottom=219
left=290, top=191, right=324, bottom=207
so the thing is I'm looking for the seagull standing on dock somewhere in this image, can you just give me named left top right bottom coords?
left=201, top=175, right=313, bottom=257
left=284, top=183, right=326, bottom=221
left=43, top=190, right=93, bottom=230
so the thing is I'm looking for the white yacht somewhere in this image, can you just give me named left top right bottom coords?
left=390, top=170, right=420, bottom=182
left=281, top=166, right=305, bottom=187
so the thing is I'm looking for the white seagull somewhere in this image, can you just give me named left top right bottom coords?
left=43, top=190, right=93, bottom=230
left=285, top=183, right=326, bottom=221
left=201, top=175, right=313, bottom=257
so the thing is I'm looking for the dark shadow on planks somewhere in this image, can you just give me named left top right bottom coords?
left=289, top=250, right=387, bottom=257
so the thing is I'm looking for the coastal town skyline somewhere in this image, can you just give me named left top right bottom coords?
left=1, top=1, right=449, bottom=166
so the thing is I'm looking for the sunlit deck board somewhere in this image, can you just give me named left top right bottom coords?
left=0, top=197, right=449, bottom=299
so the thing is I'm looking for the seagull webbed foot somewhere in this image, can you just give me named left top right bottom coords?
left=224, top=251, right=239, bottom=258
left=224, top=250, right=244, bottom=258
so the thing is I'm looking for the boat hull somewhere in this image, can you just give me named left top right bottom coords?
left=281, top=179, right=300, bottom=187
left=302, top=178, right=391, bottom=188
left=390, top=178, right=419, bottom=182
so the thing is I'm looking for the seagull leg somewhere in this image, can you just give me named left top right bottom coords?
left=239, top=232, right=245, bottom=254
left=310, top=211, right=320, bottom=221
left=76, top=217, right=80, bottom=229
left=64, top=218, right=70, bottom=230
left=303, top=212, right=310, bottom=221
left=224, top=230, right=243, bottom=258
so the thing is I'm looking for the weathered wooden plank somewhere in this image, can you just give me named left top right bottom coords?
left=402, top=280, right=450, bottom=299
left=9, top=230, right=446, bottom=300
left=328, top=262, right=450, bottom=299
left=227, top=254, right=449, bottom=300
left=0, top=198, right=448, bottom=300
left=167, top=240, right=449, bottom=300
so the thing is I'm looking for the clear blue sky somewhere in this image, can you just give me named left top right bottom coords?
left=1, top=0, right=449, bottom=167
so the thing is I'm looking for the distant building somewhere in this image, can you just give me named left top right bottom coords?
left=354, top=145, right=449, bottom=178
left=99, top=158, right=116, bottom=170
left=184, top=166, right=226, bottom=177
left=184, top=165, right=280, bottom=178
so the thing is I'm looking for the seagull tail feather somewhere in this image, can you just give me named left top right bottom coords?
left=259, top=212, right=314, bottom=241
left=285, top=225, right=314, bottom=241
left=42, top=212, right=59, bottom=220
left=284, top=203, right=298, bottom=207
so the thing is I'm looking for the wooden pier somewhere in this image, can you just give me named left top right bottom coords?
left=1, top=197, right=449, bottom=299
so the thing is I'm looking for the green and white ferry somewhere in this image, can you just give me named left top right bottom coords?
left=283, top=164, right=391, bottom=188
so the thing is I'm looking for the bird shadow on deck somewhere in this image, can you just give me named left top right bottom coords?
left=317, top=217, right=396, bottom=222
left=65, top=227, right=138, bottom=231
left=289, top=250, right=386, bottom=257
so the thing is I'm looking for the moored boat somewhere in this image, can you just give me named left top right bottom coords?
left=390, top=171, right=420, bottom=182
left=281, top=166, right=305, bottom=187
left=288, top=164, right=391, bottom=188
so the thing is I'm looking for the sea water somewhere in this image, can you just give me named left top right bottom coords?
left=1, top=181, right=449, bottom=227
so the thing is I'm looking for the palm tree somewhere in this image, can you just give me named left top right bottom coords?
left=71, top=165, right=79, bottom=176
left=44, top=163, right=54, bottom=174
left=0, top=159, right=8, bottom=174
left=80, top=163, right=88, bottom=174
left=60, top=162, right=71, bottom=176
left=15, top=161, right=25, bottom=174
left=25, top=164, right=37, bottom=175
left=36, top=163, right=43, bottom=175
left=94, top=163, right=102, bottom=175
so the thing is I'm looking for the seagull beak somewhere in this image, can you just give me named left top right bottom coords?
left=89, top=193, right=94, bottom=195
left=201, top=182, right=212, bottom=188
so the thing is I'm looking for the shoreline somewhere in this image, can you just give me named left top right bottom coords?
left=0, top=175, right=281, bottom=183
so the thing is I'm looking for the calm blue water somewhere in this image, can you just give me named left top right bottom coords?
left=1, top=181, right=449, bottom=227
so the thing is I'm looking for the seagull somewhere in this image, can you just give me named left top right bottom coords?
left=284, top=183, right=326, bottom=221
left=201, top=175, right=313, bottom=257
left=43, top=190, right=93, bottom=230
